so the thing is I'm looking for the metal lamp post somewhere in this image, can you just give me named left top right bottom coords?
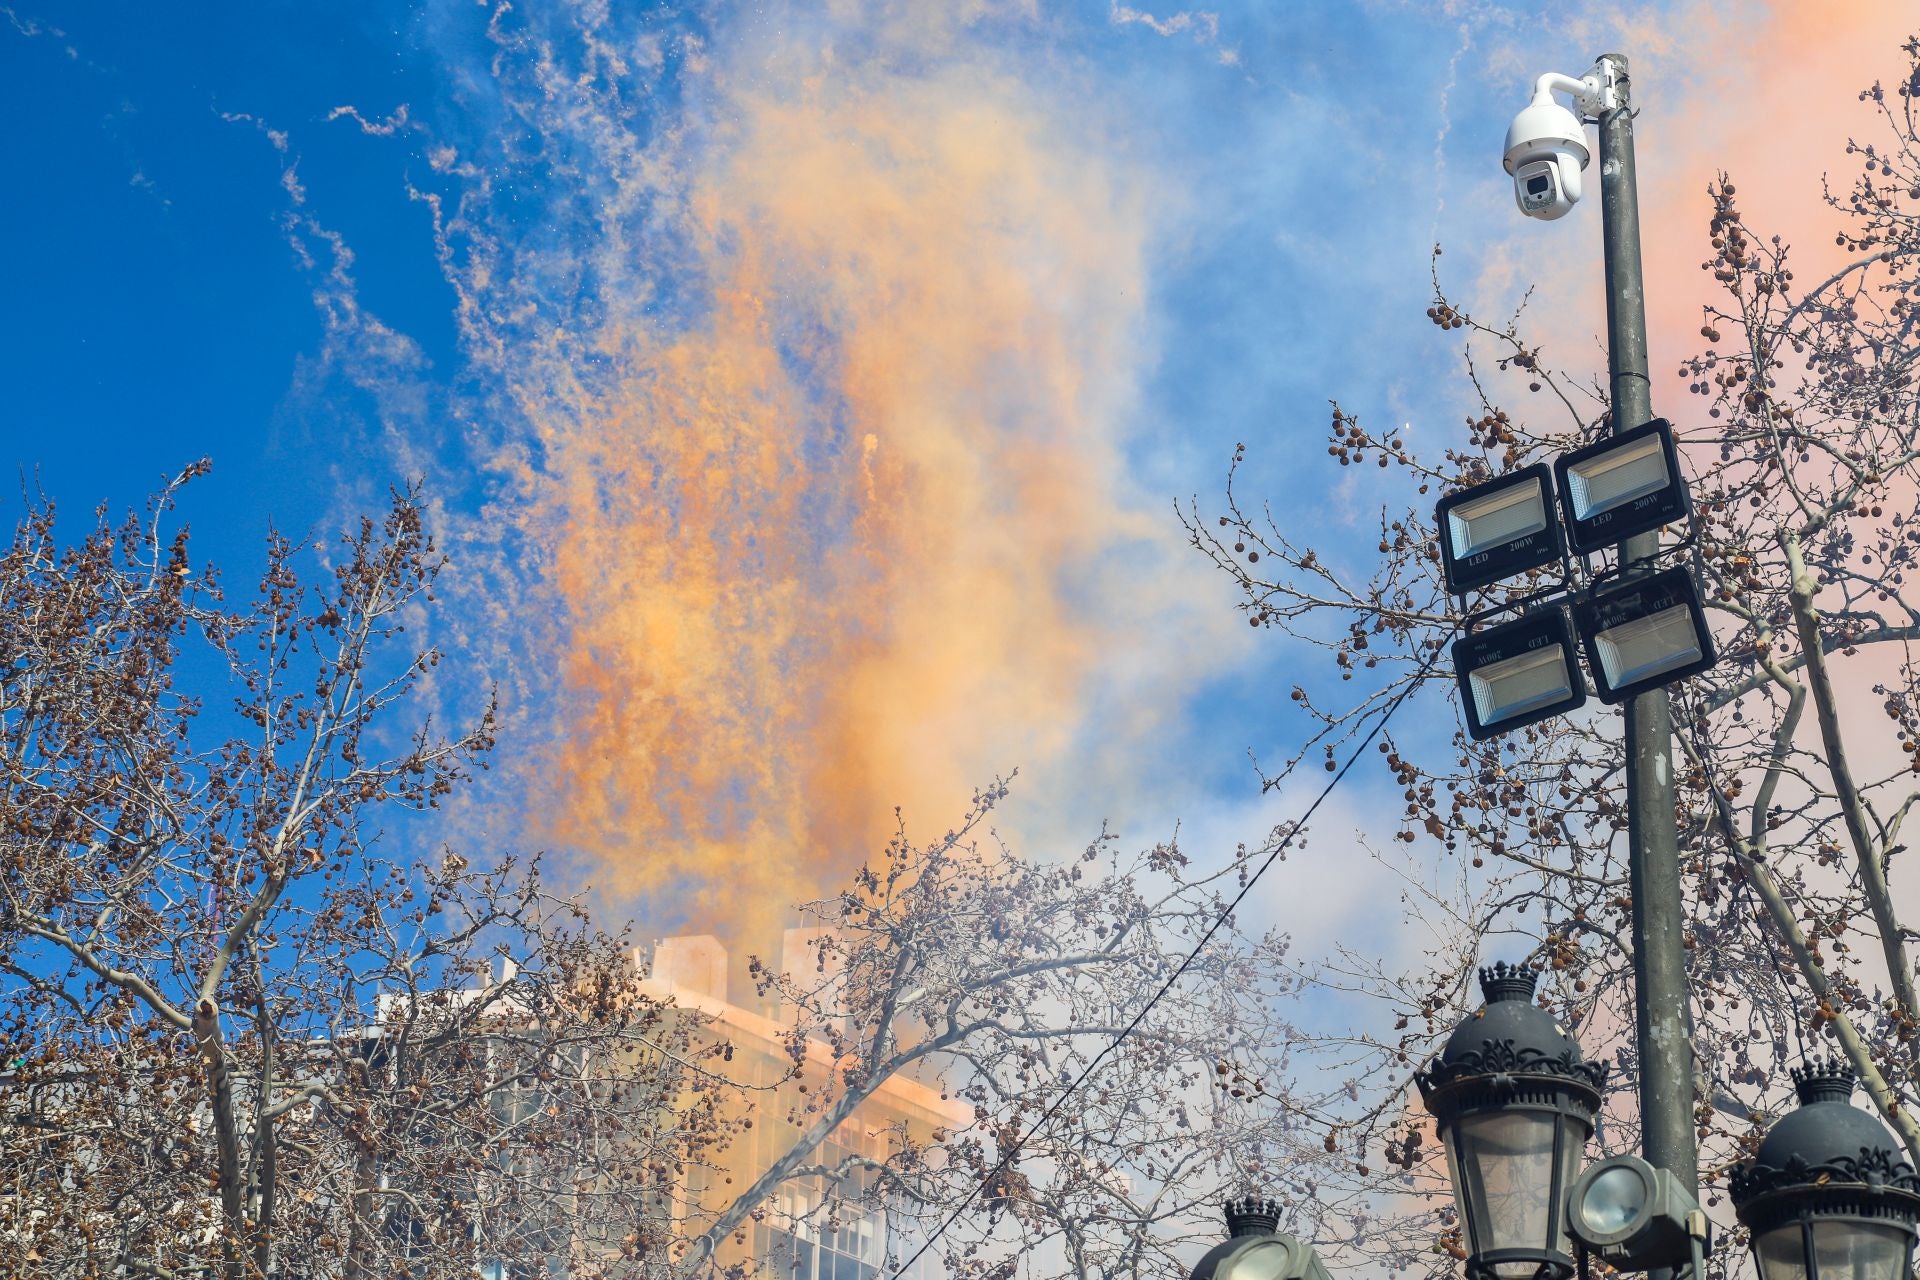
left=1418, top=963, right=1607, bottom=1280
left=1451, top=57, right=1702, bottom=1277
left=1500, top=52, right=1697, bottom=1210
left=1187, top=1197, right=1334, bottom=1280
left=1731, top=1060, right=1920, bottom=1280
left=1585, top=52, right=1699, bottom=1222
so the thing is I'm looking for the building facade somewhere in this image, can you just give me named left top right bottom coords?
left=642, top=933, right=964, bottom=1280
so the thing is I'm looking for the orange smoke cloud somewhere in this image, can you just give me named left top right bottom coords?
left=1634, top=3, right=1916, bottom=381
left=489, top=35, right=1182, bottom=937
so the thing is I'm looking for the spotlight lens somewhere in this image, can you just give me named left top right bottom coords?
left=1593, top=604, right=1703, bottom=688
left=1448, top=483, right=1549, bottom=559
left=1578, top=1165, right=1647, bottom=1237
left=1565, top=435, right=1670, bottom=520
left=1470, top=645, right=1575, bottom=726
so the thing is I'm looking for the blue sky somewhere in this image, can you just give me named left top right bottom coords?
left=3, top=0, right=1897, bottom=955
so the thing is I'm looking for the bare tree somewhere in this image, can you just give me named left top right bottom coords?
left=0, top=469, right=725, bottom=1279
left=675, top=787, right=1349, bottom=1280
left=1182, top=31, right=1920, bottom=1278
left=0, top=468, right=1354, bottom=1280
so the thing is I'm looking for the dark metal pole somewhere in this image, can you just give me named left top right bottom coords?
left=1595, top=50, right=1698, bottom=1219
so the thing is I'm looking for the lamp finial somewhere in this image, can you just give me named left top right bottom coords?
left=1790, top=1056, right=1857, bottom=1105
left=1478, top=961, right=1540, bottom=1004
left=1223, top=1196, right=1282, bottom=1238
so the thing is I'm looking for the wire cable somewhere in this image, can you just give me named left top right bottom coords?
left=884, top=626, right=1458, bottom=1279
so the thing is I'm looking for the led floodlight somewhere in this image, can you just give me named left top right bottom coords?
left=1436, top=465, right=1565, bottom=594
left=1452, top=606, right=1586, bottom=740
left=1567, top=1153, right=1702, bottom=1271
left=1554, top=419, right=1690, bottom=554
left=1573, top=566, right=1717, bottom=704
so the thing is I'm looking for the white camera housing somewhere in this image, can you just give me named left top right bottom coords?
left=1503, top=73, right=1602, bottom=220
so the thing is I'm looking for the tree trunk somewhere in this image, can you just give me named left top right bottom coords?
left=253, top=990, right=278, bottom=1279
left=1784, top=533, right=1920, bottom=1068
left=344, top=1134, right=376, bottom=1280
left=195, top=998, right=247, bottom=1280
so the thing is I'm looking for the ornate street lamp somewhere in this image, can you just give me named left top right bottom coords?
left=1418, top=962, right=1606, bottom=1280
left=1731, top=1059, right=1920, bottom=1280
left=1188, top=1197, right=1333, bottom=1280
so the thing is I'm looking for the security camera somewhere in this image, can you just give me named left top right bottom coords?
left=1503, top=74, right=1598, bottom=220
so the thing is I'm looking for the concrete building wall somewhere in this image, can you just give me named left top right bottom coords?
left=648, top=934, right=728, bottom=1003
left=635, top=933, right=964, bottom=1279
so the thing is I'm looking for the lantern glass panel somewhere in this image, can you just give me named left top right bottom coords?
left=1444, top=1131, right=1473, bottom=1252
left=1591, top=604, right=1703, bottom=689
left=1554, top=1113, right=1585, bottom=1233
left=1448, top=484, right=1550, bottom=560
left=1811, top=1221, right=1910, bottom=1280
left=1456, top=1110, right=1560, bottom=1276
left=1756, top=1225, right=1811, bottom=1280
left=1220, top=1242, right=1295, bottom=1280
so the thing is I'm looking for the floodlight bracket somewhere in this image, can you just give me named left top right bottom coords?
left=1581, top=522, right=1699, bottom=597
left=1456, top=567, right=1577, bottom=632
left=1436, top=414, right=1723, bottom=736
